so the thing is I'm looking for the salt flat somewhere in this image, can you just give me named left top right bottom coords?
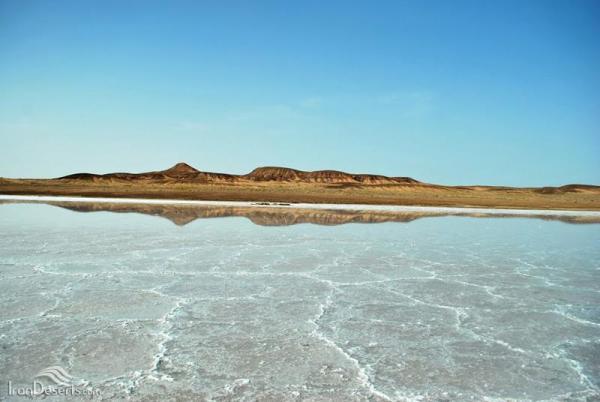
left=0, top=202, right=598, bottom=401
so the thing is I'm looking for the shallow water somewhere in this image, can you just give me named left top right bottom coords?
left=0, top=202, right=599, bottom=401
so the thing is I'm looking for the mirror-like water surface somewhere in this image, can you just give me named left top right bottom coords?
left=0, top=201, right=599, bottom=401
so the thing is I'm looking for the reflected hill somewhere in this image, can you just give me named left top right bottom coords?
left=1, top=200, right=599, bottom=225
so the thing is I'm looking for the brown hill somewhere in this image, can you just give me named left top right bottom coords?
left=59, top=163, right=420, bottom=185
left=60, top=163, right=237, bottom=183
left=244, top=166, right=419, bottom=184
left=164, top=162, right=199, bottom=174
left=534, top=184, right=600, bottom=194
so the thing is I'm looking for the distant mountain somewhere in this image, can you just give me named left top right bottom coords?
left=245, top=166, right=419, bottom=184
left=58, top=162, right=421, bottom=185
left=56, top=163, right=600, bottom=193
left=2, top=162, right=598, bottom=210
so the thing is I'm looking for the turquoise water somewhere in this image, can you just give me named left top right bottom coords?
left=0, top=202, right=599, bottom=401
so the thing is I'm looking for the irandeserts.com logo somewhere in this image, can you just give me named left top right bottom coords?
left=6, top=365, right=101, bottom=398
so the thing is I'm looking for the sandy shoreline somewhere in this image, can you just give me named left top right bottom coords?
left=2, top=173, right=599, bottom=211
left=2, top=194, right=600, bottom=218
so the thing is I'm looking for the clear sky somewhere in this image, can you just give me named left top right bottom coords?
left=1, top=0, right=598, bottom=186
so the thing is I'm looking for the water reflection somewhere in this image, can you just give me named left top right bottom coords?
left=1, top=200, right=598, bottom=225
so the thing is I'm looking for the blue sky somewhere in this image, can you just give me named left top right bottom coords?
left=1, top=0, right=598, bottom=186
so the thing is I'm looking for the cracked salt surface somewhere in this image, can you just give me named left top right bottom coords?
left=0, top=203, right=599, bottom=401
